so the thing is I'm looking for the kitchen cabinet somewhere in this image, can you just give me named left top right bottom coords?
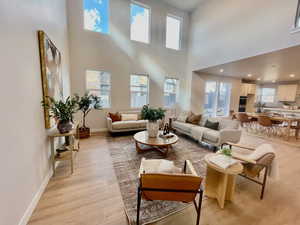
left=277, top=84, right=298, bottom=102
left=241, top=83, right=256, bottom=96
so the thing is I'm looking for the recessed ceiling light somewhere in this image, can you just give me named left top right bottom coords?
left=247, top=74, right=252, bottom=77
left=257, top=78, right=261, bottom=81
left=220, top=69, right=224, bottom=73
left=290, top=74, right=295, bottom=78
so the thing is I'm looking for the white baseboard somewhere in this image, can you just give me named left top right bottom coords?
left=18, top=170, right=52, bottom=225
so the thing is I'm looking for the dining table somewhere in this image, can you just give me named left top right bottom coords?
left=235, top=112, right=300, bottom=140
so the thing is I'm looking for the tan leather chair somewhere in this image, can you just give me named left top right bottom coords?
left=137, top=159, right=203, bottom=225
left=225, top=142, right=275, bottom=199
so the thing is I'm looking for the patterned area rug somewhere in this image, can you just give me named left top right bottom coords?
left=107, top=134, right=211, bottom=225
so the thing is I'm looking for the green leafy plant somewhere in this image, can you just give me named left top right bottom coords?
left=141, top=105, right=166, bottom=122
left=74, top=93, right=102, bottom=128
left=42, top=96, right=78, bottom=123
left=220, top=147, right=232, bottom=157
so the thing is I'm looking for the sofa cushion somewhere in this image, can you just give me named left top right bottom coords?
left=190, top=126, right=209, bottom=140
left=112, top=120, right=147, bottom=130
left=219, top=119, right=239, bottom=130
left=203, top=129, right=220, bottom=143
left=121, top=113, right=138, bottom=121
left=186, top=112, right=202, bottom=125
left=177, top=111, right=191, bottom=122
left=109, top=112, right=121, bottom=122
left=204, top=120, right=219, bottom=130
left=173, top=121, right=195, bottom=133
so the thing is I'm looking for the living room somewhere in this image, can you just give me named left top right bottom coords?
left=1, top=0, right=300, bottom=225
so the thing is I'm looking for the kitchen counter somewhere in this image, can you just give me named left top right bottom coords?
left=263, top=107, right=300, bottom=113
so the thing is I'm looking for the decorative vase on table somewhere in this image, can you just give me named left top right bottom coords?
left=147, top=121, right=159, bottom=138
left=57, top=120, right=73, bottom=134
left=141, top=105, right=166, bottom=138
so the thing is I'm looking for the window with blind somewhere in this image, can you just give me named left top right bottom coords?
left=130, top=74, right=149, bottom=108
left=164, top=78, right=179, bottom=107
left=86, top=70, right=111, bottom=108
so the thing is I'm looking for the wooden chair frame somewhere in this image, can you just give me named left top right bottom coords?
left=137, top=160, right=203, bottom=225
left=222, top=142, right=271, bottom=199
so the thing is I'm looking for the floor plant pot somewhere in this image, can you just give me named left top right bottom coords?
left=79, top=127, right=91, bottom=139
left=57, top=120, right=73, bottom=134
left=147, top=121, right=159, bottom=138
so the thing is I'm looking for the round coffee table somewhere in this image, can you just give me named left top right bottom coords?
left=133, top=131, right=178, bottom=156
left=204, top=153, right=243, bottom=209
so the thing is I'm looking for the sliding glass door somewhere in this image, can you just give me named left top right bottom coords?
left=204, top=81, right=231, bottom=117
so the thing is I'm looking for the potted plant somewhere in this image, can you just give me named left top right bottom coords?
left=42, top=96, right=78, bottom=134
left=141, top=105, right=165, bottom=138
left=75, top=93, right=102, bottom=138
left=254, top=101, right=266, bottom=113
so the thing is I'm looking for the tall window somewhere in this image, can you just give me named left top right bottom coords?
left=83, top=0, right=109, bottom=34
left=86, top=70, right=111, bottom=108
left=164, top=78, right=179, bottom=107
left=130, top=2, right=150, bottom=43
left=130, top=74, right=149, bottom=108
left=295, top=0, right=300, bottom=28
left=261, top=88, right=276, bottom=103
left=204, top=81, right=231, bottom=117
left=166, top=15, right=181, bottom=50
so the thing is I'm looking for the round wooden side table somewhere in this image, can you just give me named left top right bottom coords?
left=204, top=153, right=243, bottom=209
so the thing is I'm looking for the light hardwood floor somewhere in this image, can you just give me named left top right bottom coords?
left=29, top=132, right=300, bottom=225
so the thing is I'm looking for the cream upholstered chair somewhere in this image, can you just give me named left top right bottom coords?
left=137, top=158, right=203, bottom=225
left=223, top=142, right=275, bottom=199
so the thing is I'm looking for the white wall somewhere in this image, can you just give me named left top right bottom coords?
left=67, top=0, right=190, bottom=130
left=186, top=0, right=300, bottom=109
left=0, top=1, right=70, bottom=225
left=191, top=73, right=242, bottom=114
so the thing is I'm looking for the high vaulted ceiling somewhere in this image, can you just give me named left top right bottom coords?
left=197, top=45, right=300, bottom=83
left=162, top=0, right=203, bottom=12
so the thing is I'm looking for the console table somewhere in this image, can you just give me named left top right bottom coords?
left=48, top=124, right=80, bottom=176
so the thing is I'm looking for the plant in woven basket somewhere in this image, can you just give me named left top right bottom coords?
left=42, top=96, right=78, bottom=133
left=74, top=93, right=102, bottom=138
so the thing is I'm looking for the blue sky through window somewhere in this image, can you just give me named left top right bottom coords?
left=130, top=3, right=150, bottom=43
left=84, top=0, right=109, bottom=34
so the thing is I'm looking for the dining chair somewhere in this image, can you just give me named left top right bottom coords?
left=257, top=115, right=278, bottom=136
left=236, top=113, right=253, bottom=131
left=137, top=158, right=203, bottom=225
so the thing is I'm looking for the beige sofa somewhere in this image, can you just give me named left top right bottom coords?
left=172, top=114, right=241, bottom=148
left=106, top=111, right=147, bottom=133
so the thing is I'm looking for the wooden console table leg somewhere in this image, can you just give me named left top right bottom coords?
left=50, top=137, right=56, bottom=176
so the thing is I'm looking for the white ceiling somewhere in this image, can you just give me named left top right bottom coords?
left=197, top=45, right=300, bottom=83
left=162, top=0, right=203, bottom=12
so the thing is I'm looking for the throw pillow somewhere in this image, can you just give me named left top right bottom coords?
left=204, top=120, right=219, bottom=130
left=121, top=113, right=138, bottom=121
left=109, top=112, right=121, bottom=122
left=186, top=112, right=202, bottom=125
left=177, top=111, right=191, bottom=122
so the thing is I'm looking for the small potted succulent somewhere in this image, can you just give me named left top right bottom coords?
left=141, top=105, right=165, bottom=138
left=42, top=96, right=78, bottom=134
left=220, top=147, right=232, bottom=157
left=75, top=93, right=102, bottom=138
